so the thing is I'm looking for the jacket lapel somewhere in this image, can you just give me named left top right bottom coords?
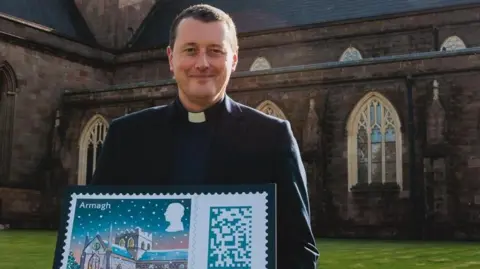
left=143, top=103, right=176, bottom=185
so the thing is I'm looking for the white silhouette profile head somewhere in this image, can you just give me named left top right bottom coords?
left=164, top=203, right=185, bottom=232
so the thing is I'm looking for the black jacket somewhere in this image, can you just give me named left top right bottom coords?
left=91, top=95, right=320, bottom=269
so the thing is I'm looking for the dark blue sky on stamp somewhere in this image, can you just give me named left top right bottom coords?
left=69, top=198, right=191, bottom=256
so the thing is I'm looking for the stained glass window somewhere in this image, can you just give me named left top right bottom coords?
left=78, top=115, right=109, bottom=185
left=250, top=57, right=271, bottom=71
left=339, top=47, right=363, bottom=61
left=440, top=36, right=466, bottom=51
left=348, top=93, right=402, bottom=189
left=256, top=100, right=287, bottom=120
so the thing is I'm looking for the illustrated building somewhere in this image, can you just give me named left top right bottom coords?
left=79, top=226, right=187, bottom=269
left=1, top=0, right=480, bottom=239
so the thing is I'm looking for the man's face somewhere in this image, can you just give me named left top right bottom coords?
left=167, top=18, right=238, bottom=110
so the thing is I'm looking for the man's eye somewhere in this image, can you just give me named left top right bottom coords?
left=211, top=49, right=225, bottom=54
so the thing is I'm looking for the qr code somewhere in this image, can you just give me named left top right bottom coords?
left=207, top=206, right=253, bottom=269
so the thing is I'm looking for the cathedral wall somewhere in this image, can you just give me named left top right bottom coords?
left=107, top=6, right=480, bottom=83
left=0, top=41, right=111, bottom=186
left=237, top=29, right=434, bottom=71
left=113, top=60, right=171, bottom=84
left=0, top=187, right=41, bottom=227
left=313, top=71, right=480, bottom=239
left=428, top=74, right=480, bottom=227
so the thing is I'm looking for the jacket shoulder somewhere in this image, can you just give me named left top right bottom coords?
left=235, top=101, right=289, bottom=128
left=109, top=104, right=170, bottom=130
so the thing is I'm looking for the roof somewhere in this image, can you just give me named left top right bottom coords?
left=0, top=0, right=96, bottom=45
left=111, top=244, right=134, bottom=259
left=1, top=0, right=480, bottom=51
left=101, top=239, right=188, bottom=261
left=139, top=249, right=188, bottom=261
left=130, top=0, right=480, bottom=50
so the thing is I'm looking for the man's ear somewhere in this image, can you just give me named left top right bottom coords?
left=231, top=47, right=239, bottom=72
left=167, top=46, right=173, bottom=72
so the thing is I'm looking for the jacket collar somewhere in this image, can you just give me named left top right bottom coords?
left=166, top=93, right=242, bottom=124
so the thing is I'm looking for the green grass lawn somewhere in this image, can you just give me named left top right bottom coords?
left=1, top=230, right=479, bottom=268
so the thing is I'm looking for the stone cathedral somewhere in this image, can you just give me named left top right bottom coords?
left=1, top=0, right=480, bottom=239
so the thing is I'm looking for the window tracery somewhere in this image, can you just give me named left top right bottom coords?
left=346, top=92, right=403, bottom=190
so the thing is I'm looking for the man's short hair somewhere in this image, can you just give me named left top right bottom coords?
left=169, top=4, right=238, bottom=50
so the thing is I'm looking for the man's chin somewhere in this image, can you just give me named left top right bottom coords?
left=189, top=88, right=219, bottom=99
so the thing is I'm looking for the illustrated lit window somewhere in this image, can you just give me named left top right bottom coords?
left=78, top=115, right=109, bottom=185
left=339, top=47, right=363, bottom=62
left=347, top=92, right=403, bottom=189
left=440, top=36, right=466, bottom=51
left=128, top=238, right=134, bottom=248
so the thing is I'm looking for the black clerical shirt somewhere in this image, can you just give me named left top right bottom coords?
left=171, top=97, right=225, bottom=185
left=172, top=120, right=211, bottom=184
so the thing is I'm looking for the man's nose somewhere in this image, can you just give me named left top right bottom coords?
left=195, top=52, right=210, bottom=69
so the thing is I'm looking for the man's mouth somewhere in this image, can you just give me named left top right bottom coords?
left=190, top=75, right=214, bottom=78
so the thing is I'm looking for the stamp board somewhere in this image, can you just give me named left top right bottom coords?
left=52, top=184, right=276, bottom=269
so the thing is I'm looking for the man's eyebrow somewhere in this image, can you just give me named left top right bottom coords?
left=179, top=42, right=225, bottom=49
left=181, top=42, right=197, bottom=47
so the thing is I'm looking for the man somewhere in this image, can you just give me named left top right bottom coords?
left=91, top=4, right=319, bottom=268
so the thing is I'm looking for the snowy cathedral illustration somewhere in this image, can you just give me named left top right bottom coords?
left=78, top=226, right=188, bottom=269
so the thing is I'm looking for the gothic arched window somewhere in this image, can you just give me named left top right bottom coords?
left=440, top=36, right=466, bottom=51
left=339, top=47, right=363, bottom=62
left=0, top=61, right=17, bottom=182
left=78, top=114, right=109, bottom=185
left=346, top=92, right=403, bottom=190
left=256, top=100, right=287, bottom=120
left=249, top=57, right=271, bottom=71
left=87, top=254, right=100, bottom=269
left=128, top=238, right=135, bottom=248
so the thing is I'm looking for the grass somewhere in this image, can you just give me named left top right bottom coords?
left=317, top=238, right=480, bottom=269
left=1, top=230, right=480, bottom=268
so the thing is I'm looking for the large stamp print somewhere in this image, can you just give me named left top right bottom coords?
left=52, top=184, right=276, bottom=269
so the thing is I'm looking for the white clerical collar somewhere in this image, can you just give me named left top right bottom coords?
left=188, top=111, right=206, bottom=123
